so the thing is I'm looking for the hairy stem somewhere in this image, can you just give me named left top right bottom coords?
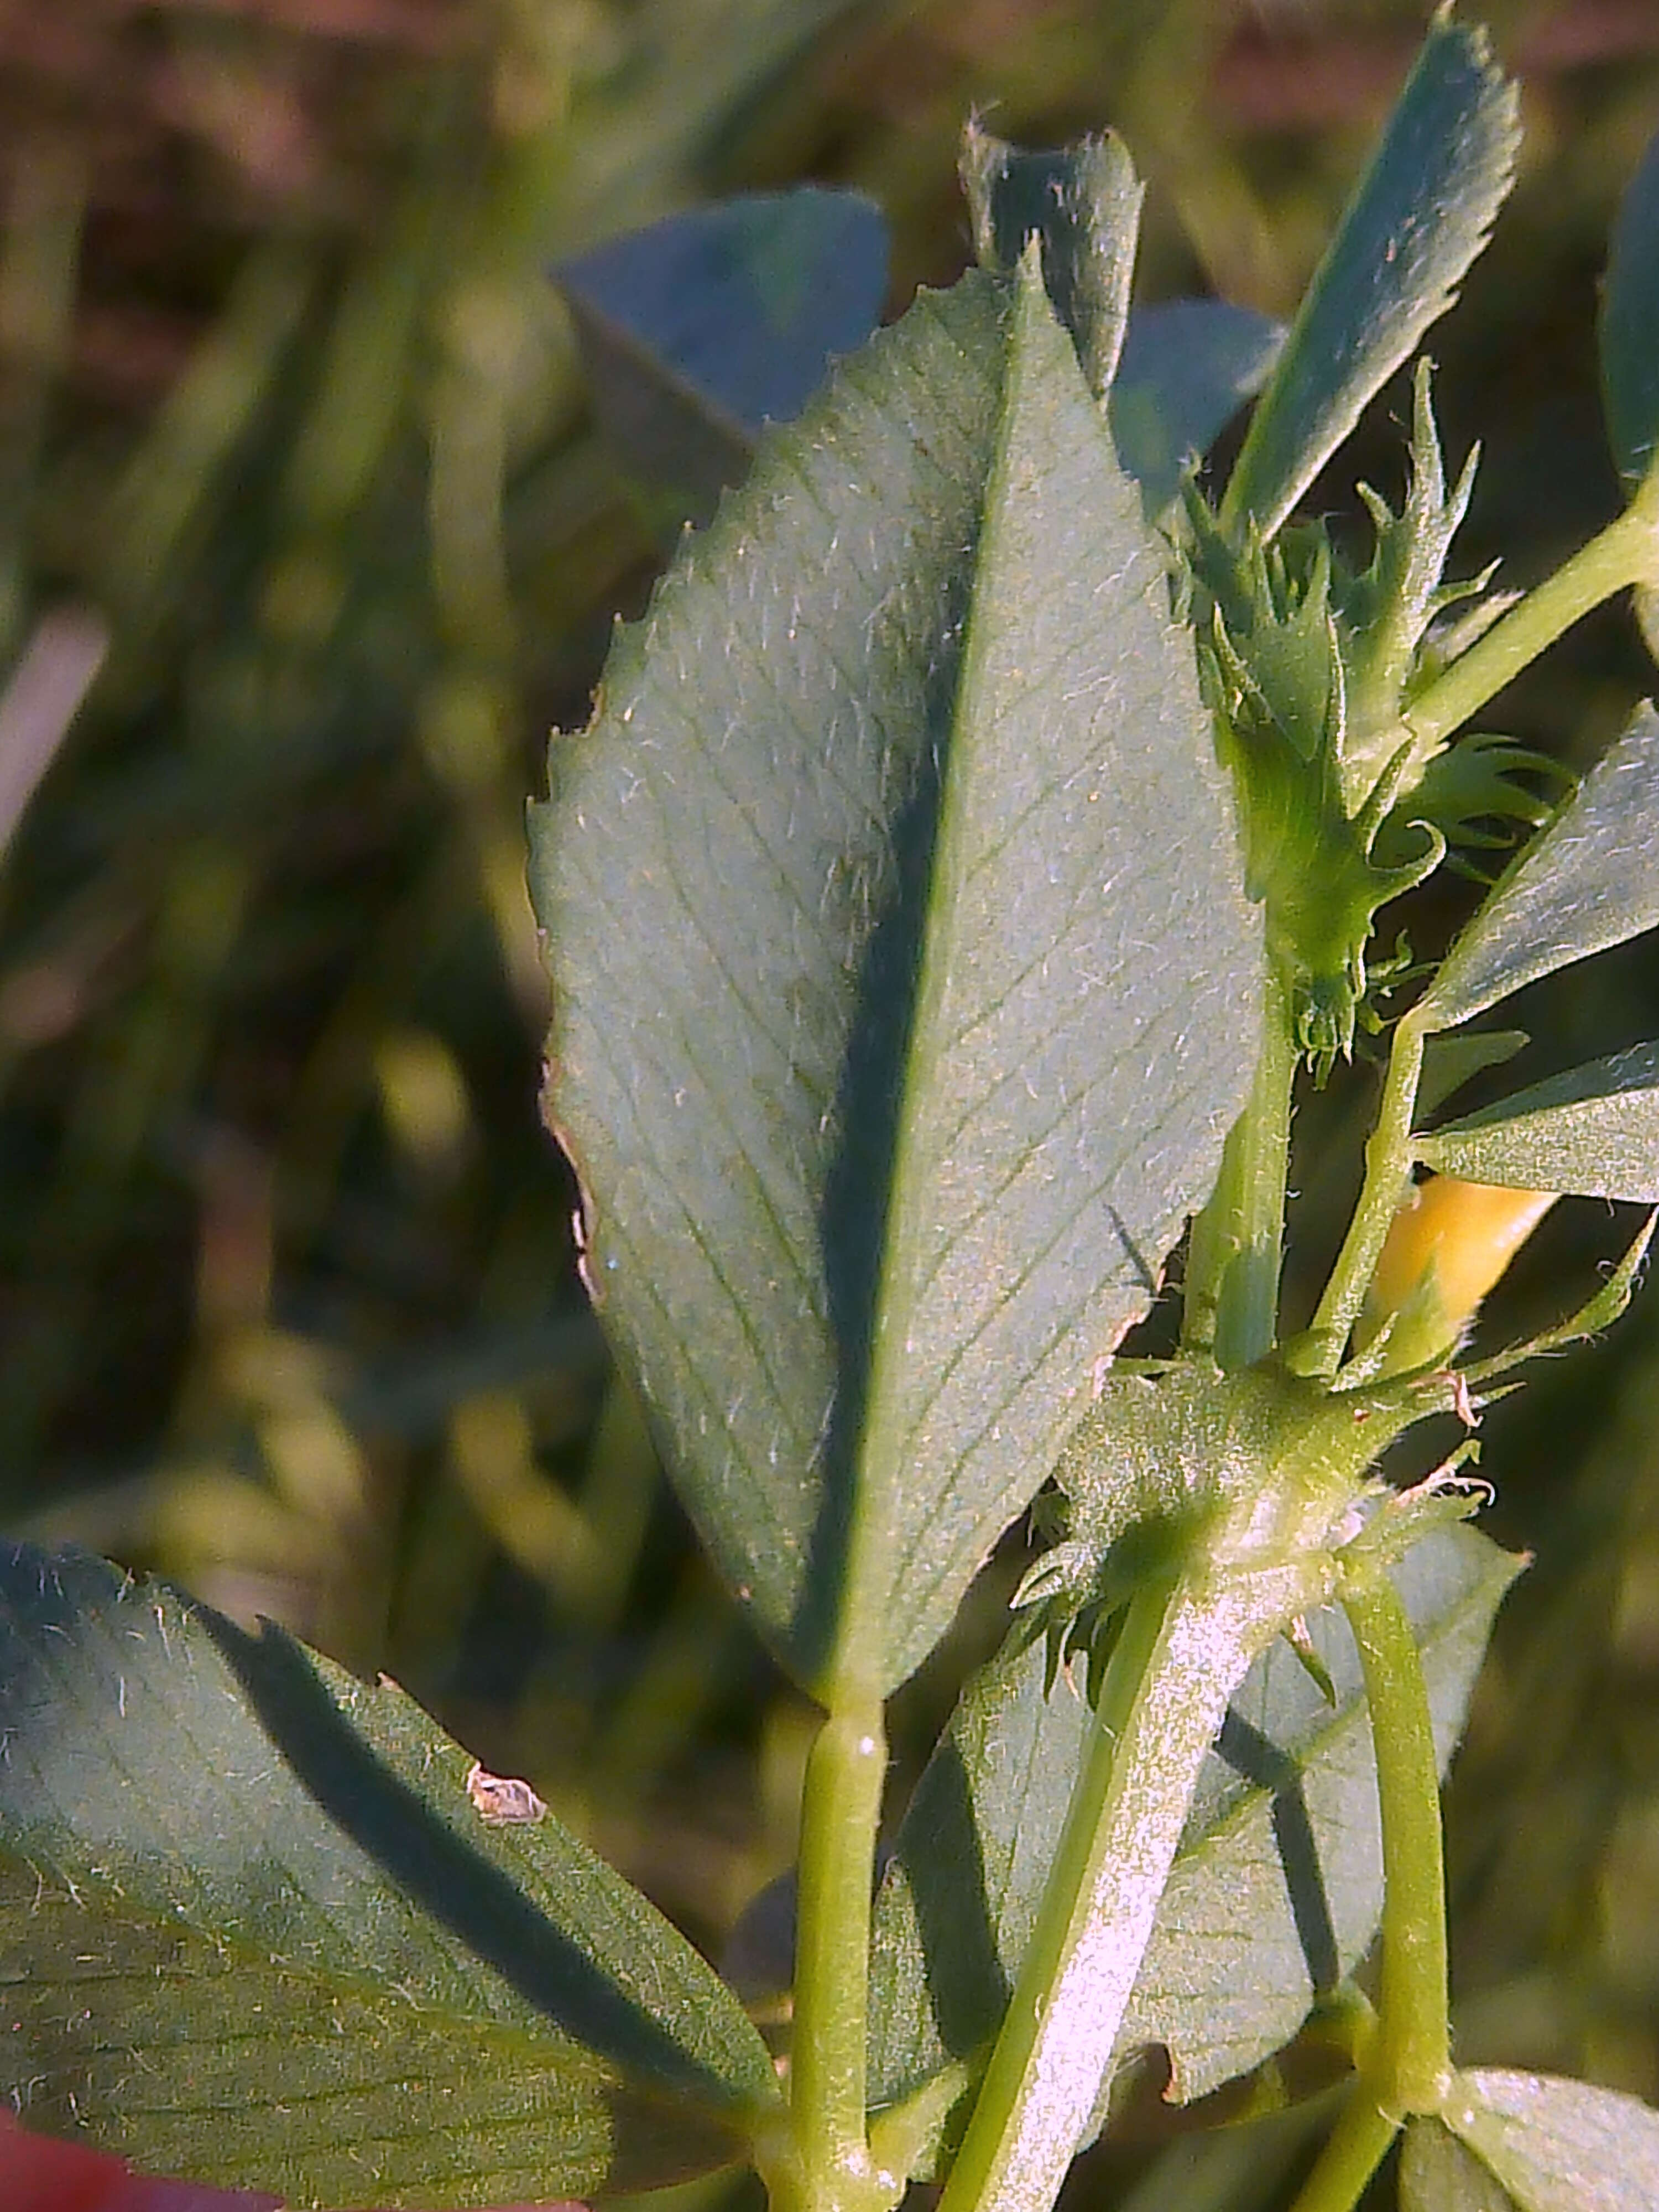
left=936, top=1569, right=1300, bottom=2212
left=1344, top=1567, right=1452, bottom=2109
left=1184, top=964, right=1298, bottom=1368
left=1287, top=1566, right=1452, bottom=2212
left=775, top=1700, right=893, bottom=2212
left=1298, top=1010, right=1426, bottom=1376
left=1405, top=488, right=1659, bottom=755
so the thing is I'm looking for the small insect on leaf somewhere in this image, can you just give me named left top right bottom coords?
left=465, top=1759, right=547, bottom=1826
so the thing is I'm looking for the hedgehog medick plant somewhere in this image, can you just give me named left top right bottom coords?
left=6, top=17, right=1659, bottom=2212
left=529, top=17, right=1659, bottom=2209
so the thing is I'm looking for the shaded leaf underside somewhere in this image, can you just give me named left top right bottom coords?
left=1110, top=297, right=1283, bottom=520
left=1601, top=127, right=1659, bottom=495
left=557, top=189, right=890, bottom=524
left=1418, top=1038, right=1659, bottom=1201
left=0, top=1545, right=774, bottom=2209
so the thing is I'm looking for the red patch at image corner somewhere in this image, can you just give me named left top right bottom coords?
left=0, top=2114, right=587, bottom=2212
left=0, top=2113, right=280, bottom=2212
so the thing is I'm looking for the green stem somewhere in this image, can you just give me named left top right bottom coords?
left=1404, top=490, right=1659, bottom=756
left=1297, top=1010, right=1425, bottom=1377
left=936, top=1571, right=1287, bottom=2212
left=1287, top=1566, right=1453, bottom=2212
left=1282, top=2089, right=1400, bottom=2212
left=1184, top=964, right=1298, bottom=1368
left=776, top=1700, right=893, bottom=2212
left=1343, top=1568, right=1451, bottom=2110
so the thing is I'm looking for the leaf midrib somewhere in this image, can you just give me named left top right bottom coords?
left=824, top=266, right=1028, bottom=1704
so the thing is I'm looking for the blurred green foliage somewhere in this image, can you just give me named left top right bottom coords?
left=3, top=3, right=1659, bottom=2199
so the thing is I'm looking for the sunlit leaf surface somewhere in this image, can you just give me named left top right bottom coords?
left=1222, top=14, right=1518, bottom=539
left=1415, top=705, right=1659, bottom=1034
left=532, top=216, right=1260, bottom=1700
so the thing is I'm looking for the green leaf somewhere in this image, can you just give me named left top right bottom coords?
left=530, top=236, right=1260, bottom=1700
left=1414, top=703, right=1659, bottom=1034
left=1600, top=126, right=1659, bottom=660
left=1434, top=2068, right=1659, bottom=2210
left=865, top=1526, right=1520, bottom=2172
left=1110, top=299, right=1283, bottom=520
left=960, top=123, right=1142, bottom=403
left=1600, top=129, right=1659, bottom=498
left=1416, top=1029, right=1529, bottom=1119
left=1220, top=14, right=1519, bottom=541
left=1416, top=1040, right=1659, bottom=1199
left=558, top=190, right=888, bottom=528
left=0, top=1543, right=778, bottom=2209
left=1401, top=2116, right=1518, bottom=2211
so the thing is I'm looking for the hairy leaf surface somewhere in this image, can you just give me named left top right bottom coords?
left=531, top=228, right=1260, bottom=1698
left=865, top=1526, right=1519, bottom=2169
left=0, top=1545, right=775, bottom=2208
left=1415, top=704, right=1659, bottom=1034
left=1220, top=15, right=1518, bottom=540
left=1417, top=1039, right=1659, bottom=1199
left=1432, top=2069, right=1659, bottom=2210
left=960, top=126, right=1141, bottom=402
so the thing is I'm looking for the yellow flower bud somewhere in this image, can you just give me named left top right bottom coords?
left=1359, top=1175, right=1558, bottom=1376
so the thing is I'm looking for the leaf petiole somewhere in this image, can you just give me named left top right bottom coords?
left=1287, top=1562, right=1455, bottom=2212
left=769, top=1702, right=896, bottom=2212
left=1342, top=1569, right=1452, bottom=2115
left=1399, top=474, right=1659, bottom=759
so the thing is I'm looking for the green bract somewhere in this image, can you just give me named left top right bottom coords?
left=1014, top=1356, right=1453, bottom=1640
left=1181, top=362, right=1567, bottom=1078
left=1183, top=489, right=1446, bottom=1074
